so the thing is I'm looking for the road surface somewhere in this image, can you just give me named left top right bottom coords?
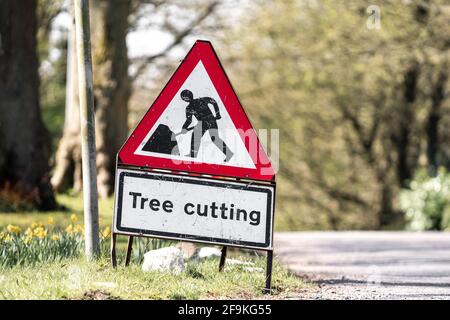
left=274, top=231, right=450, bottom=300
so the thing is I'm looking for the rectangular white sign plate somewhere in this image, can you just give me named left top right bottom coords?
left=113, top=168, right=274, bottom=249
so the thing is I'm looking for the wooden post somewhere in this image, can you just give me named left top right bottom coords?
left=74, top=0, right=100, bottom=259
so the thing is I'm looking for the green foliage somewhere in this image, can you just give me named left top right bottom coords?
left=0, top=218, right=112, bottom=269
left=220, top=0, right=450, bottom=230
left=400, top=168, right=450, bottom=231
left=30, top=0, right=450, bottom=231
left=0, top=229, right=83, bottom=269
left=39, top=34, right=67, bottom=150
left=0, top=201, right=176, bottom=269
left=40, top=72, right=66, bottom=147
left=37, top=0, right=67, bottom=149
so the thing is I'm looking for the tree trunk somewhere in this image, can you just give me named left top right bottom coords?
left=426, top=70, right=447, bottom=176
left=51, top=16, right=83, bottom=193
left=91, top=0, right=131, bottom=198
left=377, top=179, right=395, bottom=228
left=393, top=65, right=419, bottom=187
left=0, top=0, right=56, bottom=210
left=52, top=0, right=130, bottom=198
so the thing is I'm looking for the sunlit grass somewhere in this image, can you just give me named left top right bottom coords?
left=0, top=193, right=114, bottom=229
left=0, top=256, right=308, bottom=300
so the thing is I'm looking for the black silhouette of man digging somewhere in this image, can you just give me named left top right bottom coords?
left=180, top=89, right=233, bottom=162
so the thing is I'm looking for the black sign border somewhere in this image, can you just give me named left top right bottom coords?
left=115, top=170, right=274, bottom=249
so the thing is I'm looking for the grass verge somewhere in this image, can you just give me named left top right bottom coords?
left=0, top=256, right=309, bottom=300
left=0, top=194, right=311, bottom=299
left=0, top=194, right=114, bottom=230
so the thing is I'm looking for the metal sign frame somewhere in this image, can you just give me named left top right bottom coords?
left=111, top=164, right=276, bottom=293
left=111, top=40, right=277, bottom=293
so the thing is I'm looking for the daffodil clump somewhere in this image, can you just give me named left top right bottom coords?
left=0, top=215, right=111, bottom=269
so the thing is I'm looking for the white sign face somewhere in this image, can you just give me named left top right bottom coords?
left=113, top=168, right=274, bottom=249
left=134, top=61, right=256, bottom=169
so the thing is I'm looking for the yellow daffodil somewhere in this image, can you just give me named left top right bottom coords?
left=31, top=222, right=44, bottom=230
left=6, top=224, right=21, bottom=234
left=65, top=223, right=83, bottom=235
left=65, top=224, right=74, bottom=234
left=70, top=214, right=78, bottom=222
left=47, top=217, right=54, bottom=225
left=51, top=234, right=60, bottom=241
left=33, top=226, right=47, bottom=239
left=4, top=234, right=12, bottom=242
left=74, top=224, right=83, bottom=234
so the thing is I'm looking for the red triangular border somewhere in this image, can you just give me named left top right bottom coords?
left=118, top=40, right=275, bottom=181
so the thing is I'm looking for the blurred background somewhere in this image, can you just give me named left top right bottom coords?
left=1, top=0, right=449, bottom=232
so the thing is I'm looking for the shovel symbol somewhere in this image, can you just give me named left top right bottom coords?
left=142, top=125, right=195, bottom=156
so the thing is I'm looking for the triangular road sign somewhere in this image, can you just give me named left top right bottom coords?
left=119, top=40, right=275, bottom=181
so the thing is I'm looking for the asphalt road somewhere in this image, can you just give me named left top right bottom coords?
left=274, top=231, right=450, bottom=300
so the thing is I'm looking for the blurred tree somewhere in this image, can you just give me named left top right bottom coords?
left=0, top=0, right=56, bottom=210
left=52, top=0, right=219, bottom=198
left=91, top=0, right=132, bottom=198
left=37, top=0, right=68, bottom=149
left=51, top=0, right=130, bottom=198
left=222, top=0, right=450, bottom=229
left=37, top=0, right=65, bottom=61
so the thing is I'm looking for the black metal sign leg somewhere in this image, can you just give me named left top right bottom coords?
left=219, top=246, right=227, bottom=271
left=264, top=250, right=273, bottom=294
left=111, top=232, right=117, bottom=268
left=125, top=236, right=134, bottom=266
